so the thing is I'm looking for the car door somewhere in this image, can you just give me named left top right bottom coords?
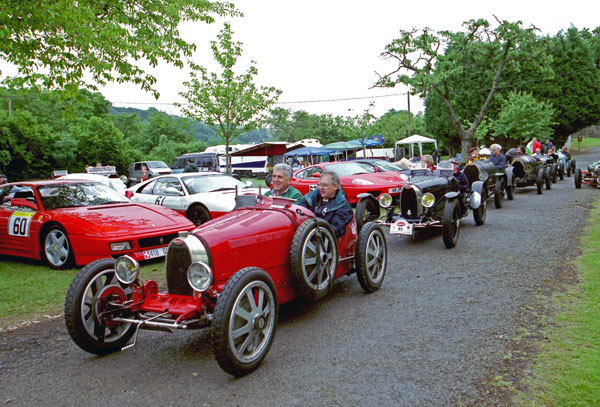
left=134, top=177, right=187, bottom=212
left=0, top=185, right=38, bottom=255
left=292, top=167, right=323, bottom=195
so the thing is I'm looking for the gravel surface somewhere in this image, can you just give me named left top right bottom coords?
left=1, top=148, right=599, bottom=407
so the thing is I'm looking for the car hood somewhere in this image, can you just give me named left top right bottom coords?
left=52, top=203, right=192, bottom=236
left=341, top=172, right=404, bottom=186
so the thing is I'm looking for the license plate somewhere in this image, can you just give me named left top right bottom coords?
left=388, top=187, right=401, bottom=193
left=390, top=218, right=413, bottom=235
left=142, top=246, right=168, bottom=260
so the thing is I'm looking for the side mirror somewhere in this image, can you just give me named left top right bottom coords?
left=125, top=190, right=134, bottom=199
left=164, top=187, right=183, bottom=196
left=11, top=198, right=38, bottom=211
left=312, top=172, right=321, bottom=178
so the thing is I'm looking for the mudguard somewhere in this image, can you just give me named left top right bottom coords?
left=504, top=166, right=514, bottom=186
left=470, top=180, right=485, bottom=196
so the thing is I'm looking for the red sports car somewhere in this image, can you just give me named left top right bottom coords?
left=291, top=161, right=406, bottom=204
left=64, top=194, right=388, bottom=376
left=0, top=180, right=195, bottom=269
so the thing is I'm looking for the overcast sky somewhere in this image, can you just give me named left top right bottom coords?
left=9, top=0, right=600, bottom=119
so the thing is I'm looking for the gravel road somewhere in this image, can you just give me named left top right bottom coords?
left=1, top=148, right=599, bottom=407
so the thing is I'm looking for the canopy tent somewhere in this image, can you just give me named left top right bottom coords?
left=284, top=147, right=334, bottom=157
left=322, top=141, right=359, bottom=151
left=395, top=134, right=438, bottom=158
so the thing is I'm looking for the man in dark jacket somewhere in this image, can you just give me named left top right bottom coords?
left=184, top=159, right=198, bottom=173
left=298, top=171, right=353, bottom=238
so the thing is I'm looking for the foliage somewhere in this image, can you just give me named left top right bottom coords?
left=376, top=17, right=553, bottom=157
left=178, top=23, right=281, bottom=173
left=0, top=0, right=239, bottom=97
left=489, top=91, right=555, bottom=145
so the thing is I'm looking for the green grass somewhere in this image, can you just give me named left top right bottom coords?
left=0, top=256, right=166, bottom=329
left=513, top=197, right=600, bottom=406
left=574, top=137, right=600, bottom=150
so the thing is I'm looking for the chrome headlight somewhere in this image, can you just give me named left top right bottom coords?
left=378, top=193, right=393, bottom=208
left=421, top=192, right=435, bottom=208
left=478, top=171, right=488, bottom=182
left=187, top=262, right=213, bottom=292
left=469, top=191, right=482, bottom=209
left=115, top=255, right=139, bottom=284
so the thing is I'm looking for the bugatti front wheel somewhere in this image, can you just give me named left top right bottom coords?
left=442, top=199, right=460, bottom=249
left=64, top=259, right=136, bottom=355
left=355, top=222, right=387, bottom=293
left=212, top=267, right=278, bottom=377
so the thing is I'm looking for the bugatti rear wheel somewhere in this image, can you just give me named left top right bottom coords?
left=494, top=178, right=505, bottom=209
left=442, top=199, right=460, bottom=249
left=355, top=222, right=387, bottom=293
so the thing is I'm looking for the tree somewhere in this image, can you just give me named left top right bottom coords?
left=178, top=23, right=281, bottom=173
left=490, top=91, right=555, bottom=145
left=375, top=17, right=552, bottom=157
left=0, top=0, right=238, bottom=96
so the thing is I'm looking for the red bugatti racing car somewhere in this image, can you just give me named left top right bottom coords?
left=65, top=194, right=388, bottom=376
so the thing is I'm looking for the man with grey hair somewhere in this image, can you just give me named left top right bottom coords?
left=298, top=171, right=353, bottom=237
left=265, top=163, right=303, bottom=203
left=489, top=143, right=507, bottom=170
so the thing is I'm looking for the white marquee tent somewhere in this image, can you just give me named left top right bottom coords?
left=395, top=134, right=438, bottom=157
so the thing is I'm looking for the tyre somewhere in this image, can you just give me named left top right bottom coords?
left=355, top=222, right=387, bottom=293
left=566, top=161, right=571, bottom=177
left=212, top=267, right=278, bottom=377
left=551, top=163, right=558, bottom=183
left=355, top=197, right=379, bottom=233
left=187, top=204, right=211, bottom=226
left=64, top=259, right=136, bottom=355
left=506, top=182, right=514, bottom=200
left=473, top=189, right=487, bottom=226
left=43, top=225, right=75, bottom=269
left=493, top=178, right=505, bottom=209
left=545, top=166, right=552, bottom=190
left=558, top=162, right=564, bottom=181
left=442, top=199, right=461, bottom=249
left=264, top=172, right=273, bottom=187
left=574, top=167, right=582, bottom=189
left=290, top=218, right=338, bottom=300
left=536, top=168, right=544, bottom=194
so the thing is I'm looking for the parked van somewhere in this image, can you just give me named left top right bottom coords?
left=127, top=161, right=171, bottom=186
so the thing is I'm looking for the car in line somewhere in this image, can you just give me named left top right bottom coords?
left=574, top=160, right=600, bottom=189
left=290, top=161, right=406, bottom=205
left=125, top=172, right=260, bottom=226
left=64, top=194, right=388, bottom=376
left=0, top=180, right=195, bottom=269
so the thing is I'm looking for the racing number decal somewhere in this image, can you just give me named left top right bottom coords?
left=309, top=184, right=317, bottom=191
left=155, top=196, right=166, bottom=206
left=8, top=211, right=35, bottom=237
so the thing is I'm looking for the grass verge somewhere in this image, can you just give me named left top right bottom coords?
left=0, top=256, right=166, bottom=329
left=513, top=197, right=600, bottom=406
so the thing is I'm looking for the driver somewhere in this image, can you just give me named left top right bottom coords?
left=298, top=171, right=353, bottom=238
left=264, top=163, right=303, bottom=203
left=450, top=158, right=469, bottom=215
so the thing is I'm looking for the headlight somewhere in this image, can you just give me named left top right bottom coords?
left=110, top=241, right=131, bottom=252
left=421, top=192, right=435, bottom=208
left=469, top=191, right=482, bottom=209
left=352, top=178, right=374, bottom=185
left=187, top=262, right=213, bottom=292
left=378, top=193, right=393, bottom=208
left=115, top=255, right=139, bottom=284
left=478, top=171, right=488, bottom=181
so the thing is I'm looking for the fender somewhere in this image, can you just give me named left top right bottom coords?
left=504, top=166, right=514, bottom=186
left=470, top=180, right=485, bottom=196
left=356, top=192, right=378, bottom=206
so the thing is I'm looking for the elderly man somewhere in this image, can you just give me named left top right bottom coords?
left=265, top=163, right=303, bottom=203
left=298, top=171, right=353, bottom=237
left=489, top=143, right=507, bottom=170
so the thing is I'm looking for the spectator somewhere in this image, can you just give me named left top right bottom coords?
left=290, top=154, right=301, bottom=167
left=184, top=159, right=198, bottom=173
left=264, top=163, right=303, bottom=203
left=0, top=174, right=7, bottom=185
left=298, top=171, right=353, bottom=238
left=421, top=154, right=434, bottom=170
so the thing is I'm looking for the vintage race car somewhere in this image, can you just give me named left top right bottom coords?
left=355, top=162, right=486, bottom=249
left=125, top=173, right=260, bottom=226
left=535, top=154, right=561, bottom=184
left=557, top=151, right=576, bottom=178
left=463, top=159, right=514, bottom=208
left=510, top=154, right=551, bottom=194
left=574, top=160, right=600, bottom=189
left=291, top=161, right=406, bottom=204
left=64, top=194, right=388, bottom=376
left=0, top=180, right=195, bottom=269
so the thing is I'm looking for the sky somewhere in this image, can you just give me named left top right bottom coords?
left=6, top=0, right=600, bottom=119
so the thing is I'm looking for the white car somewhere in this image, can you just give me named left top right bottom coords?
left=125, top=172, right=260, bottom=225
left=58, top=173, right=127, bottom=195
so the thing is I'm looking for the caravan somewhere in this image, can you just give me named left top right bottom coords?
left=204, top=145, right=268, bottom=177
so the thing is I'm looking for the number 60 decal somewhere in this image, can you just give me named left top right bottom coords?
left=8, top=211, right=35, bottom=237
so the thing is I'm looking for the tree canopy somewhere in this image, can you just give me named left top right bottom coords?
left=0, top=0, right=238, bottom=96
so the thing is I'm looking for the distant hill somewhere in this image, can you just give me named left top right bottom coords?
left=109, top=106, right=274, bottom=145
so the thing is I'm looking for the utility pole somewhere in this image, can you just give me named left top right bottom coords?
left=406, top=93, right=411, bottom=137
left=8, top=96, right=12, bottom=118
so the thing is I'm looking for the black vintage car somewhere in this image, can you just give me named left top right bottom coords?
left=510, top=154, right=551, bottom=194
left=356, top=163, right=486, bottom=249
left=535, top=154, right=560, bottom=184
left=463, top=159, right=514, bottom=208
left=574, top=160, right=600, bottom=189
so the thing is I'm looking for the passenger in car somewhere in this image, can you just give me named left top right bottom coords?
left=264, top=163, right=303, bottom=203
left=298, top=171, right=353, bottom=238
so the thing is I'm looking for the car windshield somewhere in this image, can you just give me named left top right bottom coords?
left=370, top=160, right=404, bottom=172
left=147, top=161, right=169, bottom=169
left=182, top=174, right=250, bottom=194
left=323, top=162, right=376, bottom=176
left=38, top=182, right=130, bottom=209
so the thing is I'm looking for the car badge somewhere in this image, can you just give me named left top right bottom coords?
left=159, top=237, right=164, bottom=244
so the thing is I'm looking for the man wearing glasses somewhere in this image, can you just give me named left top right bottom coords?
left=298, top=171, right=353, bottom=237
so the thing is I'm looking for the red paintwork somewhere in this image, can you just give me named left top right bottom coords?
left=0, top=179, right=195, bottom=266
left=290, top=161, right=405, bottom=204
left=136, top=196, right=358, bottom=317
